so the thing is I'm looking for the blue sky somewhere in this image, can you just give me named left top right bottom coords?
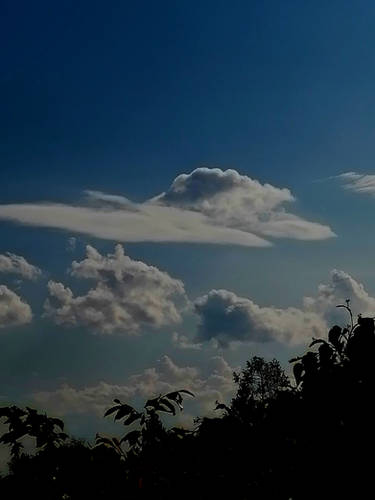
left=2, top=0, right=375, bottom=458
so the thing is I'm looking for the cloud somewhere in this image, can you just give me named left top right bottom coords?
left=0, top=202, right=270, bottom=248
left=84, top=190, right=139, bottom=211
left=32, top=355, right=237, bottom=423
left=44, top=244, right=187, bottom=334
left=0, top=168, right=334, bottom=246
left=154, top=168, right=335, bottom=241
left=66, top=237, right=77, bottom=253
left=194, top=289, right=326, bottom=347
left=194, top=270, right=375, bottom=347
left=0, top=285, right=33, bottom=328
left=336, top=172, right=375, bottom=195
left=0, top=252, right=41, bottom=280
left=171, top=332, right=202, bottom=350
left=304, top=269, right=375, bottom=322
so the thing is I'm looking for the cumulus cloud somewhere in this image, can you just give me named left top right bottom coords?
left=0, top=168, right=334, bottom=247
left=194, top=289, right=326, bottom=347
left=0, top=252, right=41, bottom=280
left=194, top=270, right=375, bottom=347
left=44, top=244, right=187, bottom=334
left=32, top=355, right=237, bottom=422
left=304, top=269, right=375, bottom=322
left=336, top=172, right=375, bottom=195
left=154, top=168, right=335, bottom=241
left=0, top=285, right=32, bottom=328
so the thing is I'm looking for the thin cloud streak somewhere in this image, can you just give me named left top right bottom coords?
left=0, top=168, right=335, bottom=247
left=0, top=202, right=271, bottom=247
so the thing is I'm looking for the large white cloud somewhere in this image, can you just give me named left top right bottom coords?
left=0, top=168, right=334, bottom=246
left=44, top=244, right=187, bottom=334
left=0, top=285, right=33, bottom=329
left=193, top=269, right=375, bottom=347
left=194, top=289, right=326, bottom=347
left=32, top=355, right=237, bottom=423
left=0, top=252, right=41, bottom=280
left=154, top=168, right=335, bottom=241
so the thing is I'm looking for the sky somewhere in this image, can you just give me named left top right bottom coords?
left=2, top=0, right=375, bottom=462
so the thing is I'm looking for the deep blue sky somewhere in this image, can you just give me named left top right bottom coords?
left=1, top=0, right=375, bottom=460
left=2, top=0, right=375, bottom=201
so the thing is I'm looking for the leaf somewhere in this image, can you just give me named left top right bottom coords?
left=309, top=339, right=327, bottom=348
left=96, top=436, right=115, bottom=447
left=293, top=363, right=304, bottom=385
left=145, top=397, right=159, bottom=409
left=120, top=430, right=141, bottom=446
left=111, top=437, right=122, bottom=450
left=289, top=357, right=302, bottom=363
left=170, top=427, right=190, bottom=437
left=123, top=412, right=142, bottom=426
left=115, top=404, right=137, bottom=421
left=215, top=402, right=230, bottom=412
left=165, top=391, right=183, bottom=403
left=178, top=390, right=195, bottom=398
left=328, top=325, right=342, bottom=346
left=104, top=405, right=121, bottom=417
left=50, top=418, right=64, bottom=431
left=113, top=399, right=121, bottom=404
left=158, top=398, right=176, bottom=415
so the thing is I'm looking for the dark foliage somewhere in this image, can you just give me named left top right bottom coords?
left=1, top=303, right=375, bottom=498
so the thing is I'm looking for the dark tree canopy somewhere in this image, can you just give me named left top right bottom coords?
left=1, top=305, right=375, bottom=499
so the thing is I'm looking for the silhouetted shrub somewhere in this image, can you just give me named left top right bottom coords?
left=2, top=303, right=375, bottom=498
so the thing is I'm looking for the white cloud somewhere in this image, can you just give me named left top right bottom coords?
left=336, top=172, right=375, bottom=195
left=154, top=167, right=335, bottom=241
left=194, top=269, right=375, bottom=347
left=0, top=252, right=41, bottom=280
left=0, top=202, right=270, bottom=248
left=304, top=269, right=375, bottom=322
left=44, top=244, right=187, bottom=335
left=194, top=289, right=326, bottom=347
left=0, top=168, right=334, bottom=246
left=32, top=355, right=237, bottom=423
left=0, top=285, right=33, bottom=328
left=171, top=332, right=202, bottom=350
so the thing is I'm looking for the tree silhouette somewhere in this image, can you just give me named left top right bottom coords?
left=2, top=302, right=375, bottom=498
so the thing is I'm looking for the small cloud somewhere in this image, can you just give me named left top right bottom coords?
left=172, top=332, right=202, bottom=350
left=66, top=237, right=77, bottom=253
left=0, top=285, right=33, bottom=329
left=336, top=172, right=375, bottom=195
left=0, top=252, right=41, bottom=280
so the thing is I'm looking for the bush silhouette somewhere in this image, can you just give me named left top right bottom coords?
left=1, top=303, right=375, bottom=498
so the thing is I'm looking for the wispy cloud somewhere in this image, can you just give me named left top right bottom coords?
left=32, top=355, right=237, bottom=423
left=0, top=168, right=335, bottom=247
left=336, top=172, right=375, bottom=195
